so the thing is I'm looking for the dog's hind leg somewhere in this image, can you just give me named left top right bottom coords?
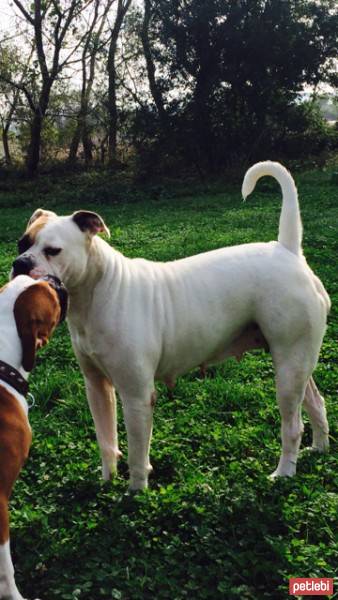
left=303, top=376, right=329, bottom=452
left=270, top=361, right=309, bottom=478
left=120, top=385, right=155, bottom=491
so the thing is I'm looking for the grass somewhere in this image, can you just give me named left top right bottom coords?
left=0, top=167, right=337, bottom=600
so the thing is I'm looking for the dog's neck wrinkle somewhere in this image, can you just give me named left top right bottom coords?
left=67, top=237, right=123, bottom=319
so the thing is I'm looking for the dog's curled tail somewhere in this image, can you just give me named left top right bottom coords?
left=242, top=161, right=302, bottom=256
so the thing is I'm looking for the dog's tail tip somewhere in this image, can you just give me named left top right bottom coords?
left=241, top=161, right=302, bottom=256
left=242, top=160, right=283, bottom=198
left=241, top=181, right=253, bottom=202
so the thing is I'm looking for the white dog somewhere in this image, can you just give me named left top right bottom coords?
left=12, top=161, right=330, bottom=490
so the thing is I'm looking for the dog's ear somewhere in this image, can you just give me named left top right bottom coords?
left=72, top=211, right=110, bottom=238
left=14, top=282, right=60, bottom=372
left=27, top=208, right=57, bottom=228
left=16, top=322, right=37, bottom=372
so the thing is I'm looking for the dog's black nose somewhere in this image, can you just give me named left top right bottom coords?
left=12, top=255, right=34, bottom=277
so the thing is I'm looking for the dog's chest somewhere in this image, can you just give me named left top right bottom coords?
left=70, top=320, right=111, bottom=371
left=71, top=323, right=96, bottom=355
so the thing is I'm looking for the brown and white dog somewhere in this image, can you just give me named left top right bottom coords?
left=11, top=162, right=331, bottom=491
left=0, top=274, right=67, bottom=600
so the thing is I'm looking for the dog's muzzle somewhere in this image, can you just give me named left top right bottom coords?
left=42, top=274, right=69, bottom=323
left=12, top=255, right=35, bottom=277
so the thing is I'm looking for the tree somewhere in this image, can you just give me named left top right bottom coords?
left=68, top=0, right=114, bottom=165
left=0, top=44, right=23, bottom=164
left=139, top=0, right=338, bottom=171
left=0, top=37, right=36, bottom=165
left=3, top=0, right=96, bottom=175
left=140, top=0, right=168, bottom=130
left=107, top=0, right=132, bottom=166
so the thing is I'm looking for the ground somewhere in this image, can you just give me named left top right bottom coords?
left=0, top=167, right=337, bottom=600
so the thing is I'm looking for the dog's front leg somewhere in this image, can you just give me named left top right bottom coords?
left=75, top=348, right=121, bottom=480
left=120, top=388, right=155, bottom=491
left=0, top=520, right=24, bottom=600
left=84, top=372, right=121, bottom=480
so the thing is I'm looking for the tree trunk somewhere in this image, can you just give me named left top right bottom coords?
left=107, top=79, right=117, bottom=164
left=100, top=135, right=108, bottom=164
left=2, top=126, right=12, bottom=165
left=141, top=0, right=168, bottom=129
left=27, top=110, right=43, bottom=176
left=26, top=80, right=52, bottom=176
left=107, top=34, right=118, bottom=165
left=68, top=117, right=83, bottom=162
left=82, top=125, right=93, bottom=166
left=194, top=76, right=215, bottom=172
left=107, top=0, right=132, bottom=167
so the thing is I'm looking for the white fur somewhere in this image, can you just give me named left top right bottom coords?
left=0, top=277, right=38, bottom=600
left=0, top=275, right=39, bottom=375
left=0, top=276, right=35, bottom=417
left=0, top=542, right=41, bottom=600
left=242, top=160, right=303, bottom=256
left=0, top=541, right=23, bottom=600
left=17, top=162, right=330, bottom=489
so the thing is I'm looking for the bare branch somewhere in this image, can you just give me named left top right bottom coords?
left=118, top=76, right=146, bottom=109
left=12, top=0, right=34, bottom=25
left=34, top=0, right=50, bottom=81
left=0, top=74, right=36, bottom=112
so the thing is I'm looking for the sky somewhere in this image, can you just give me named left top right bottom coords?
left=0, top=0, right=15, bottom=34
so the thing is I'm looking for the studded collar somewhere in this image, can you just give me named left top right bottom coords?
left=0, top=359, right=28, bottom=396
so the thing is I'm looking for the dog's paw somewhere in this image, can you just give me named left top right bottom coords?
left=128, top=472, right=151, bottom=492
left=101, top=448, right=122, bottom=480
left=128, top=478, right=149, bottom=492
left=302, top=443, right=329, bottom=455
left=269, top=466, right=296, bottom=479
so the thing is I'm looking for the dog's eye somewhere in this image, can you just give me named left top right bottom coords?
left=44, top=247, right=62, bottom=257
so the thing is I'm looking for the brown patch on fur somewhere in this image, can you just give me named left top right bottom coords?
left=0, top=283, right=9, bottom=294
left=27, top=208, right=56, bottom=227
left=150, top=391, right=157, bottom=408
left=26, top=215, right=52, bottom=239
left=0, top=386, right=31, bottom=543
left=199, top=364, right=207, bottom=378
left=14, top=282, right=61, bottom=371
left=18, top=216, right=52, bottom=254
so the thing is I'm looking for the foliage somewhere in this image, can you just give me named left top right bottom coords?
left=1, top=0, right=337, bottom=175
left=134, top=0, right=338, bottom=172
left=0, top=167, right=337, bottom=599
left=277, top=101, right=338, bottom=158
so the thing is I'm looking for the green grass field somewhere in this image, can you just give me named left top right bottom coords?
left=0, top=168, right=337, bottom=600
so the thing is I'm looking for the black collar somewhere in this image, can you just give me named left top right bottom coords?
left=0, top=359, right=28, bottom=396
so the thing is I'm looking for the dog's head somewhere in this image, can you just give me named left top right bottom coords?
left=13, top=276, right=68, bottom=371
left=12, top=209, right=110, bottom=289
